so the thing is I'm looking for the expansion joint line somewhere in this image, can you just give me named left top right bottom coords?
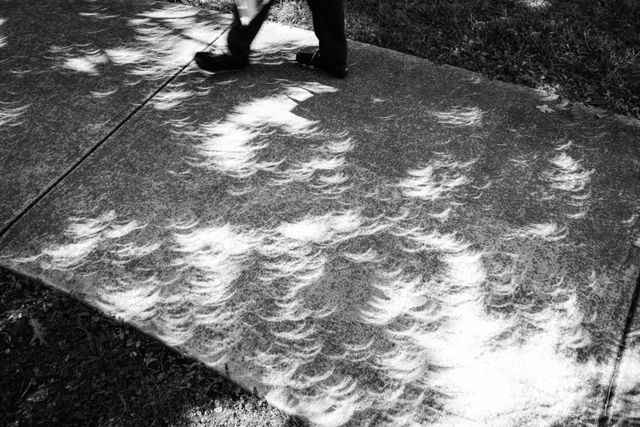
left=599, top=259, right=640, bottom=426
left=0, top=24, right=230, bottom=240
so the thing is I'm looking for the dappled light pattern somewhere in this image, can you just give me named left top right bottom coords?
left=610, top=341, right=640, bottom=424
left=10, top=71, right=640, bottom=426
left=0, top=101, right=29, bottom=128
left=543, top=143, right=593, bottom=220
left=14, top=211, right=155, bottom=270
left=398, top=155, right=473, bottom=201
left=430, top=107, right=484, bottom=127
left=0, top=17, right=29, bottom=129
left=186, top=82, right=338, bottom=181
left=52, top=3, right=222, bottom=81
left=0, top=17, right=6, bottom=48
left=0, top=0, right=229, bottom=229
left=519, top=0, right=550, bottom=9
left=150, top=81, right=209, bottom=111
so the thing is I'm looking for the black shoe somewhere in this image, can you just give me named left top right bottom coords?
left=296, top=51, right=348, bottom=78
left=194, top=51, right=249, bottom=73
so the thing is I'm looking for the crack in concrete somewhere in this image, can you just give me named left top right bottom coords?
left=599, top=245, right=640, bottom=426
left=0, top=22, right=230, bottom=240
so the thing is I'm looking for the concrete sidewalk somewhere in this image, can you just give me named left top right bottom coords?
left=0, top=0, right=229, bottom=230
left=1, top=0, right=639, bottom=425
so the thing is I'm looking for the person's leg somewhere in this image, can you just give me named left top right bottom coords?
left=195, top=1, right=274, bottom=72
left=306, top=0, right=347, bottom=66
left=296, top=0, right=347, bottom=77
left=227, top=0, right=274, bottom=59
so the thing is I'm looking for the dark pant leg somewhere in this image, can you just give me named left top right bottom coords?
left=306, top=0, right=347, bottom=65
left=227, top=0, right=274, bottom=58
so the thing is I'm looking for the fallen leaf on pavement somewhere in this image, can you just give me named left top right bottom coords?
left=29, top=316, right=47, bottom=346
left=536, top=104, right=555, bottom=113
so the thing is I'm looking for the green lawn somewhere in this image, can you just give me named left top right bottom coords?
left=185, top=0, right=640, bottom=119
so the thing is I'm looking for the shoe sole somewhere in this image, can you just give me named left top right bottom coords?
left=297, top=62, right=348, bottom=78
left=194, top=55, right=248, bottom=74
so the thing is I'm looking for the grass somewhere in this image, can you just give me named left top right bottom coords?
left=182, top=0, right=640, bottom=119
left=0, top=268, right=297, bottom=426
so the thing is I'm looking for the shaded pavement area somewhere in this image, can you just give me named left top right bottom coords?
left=1, top=0, right=639, bottom=425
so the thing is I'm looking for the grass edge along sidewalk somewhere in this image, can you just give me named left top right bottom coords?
left=0, top=267, right=298, bottom=427
left=179, top=0, right=640, bottom=120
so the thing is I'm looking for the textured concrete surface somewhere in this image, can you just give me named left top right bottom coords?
left=608, top=257, right=640, bottom=426
left=0, top=0, right=228, bottom=229
left=609, top=331, right=640, bottom=426
left=1, top=9, right=640, bottom=427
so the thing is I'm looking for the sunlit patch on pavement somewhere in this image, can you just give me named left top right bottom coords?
left=0, top=101, right=29, bottom=127
left=431, top=106, right=484, bottom=127
left=0, top=17, right=7, bottom=48
left=50, top=2, right=225, bottom=82
left=7, top=70, right=639, bottom=426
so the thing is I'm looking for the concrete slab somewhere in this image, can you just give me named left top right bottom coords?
left=0, top=0, right=228, bottom=230
left=608, top=253, right=640, bottom=426
left=608, top=333, right=640, bottom=426
left=2, top=20, right=640, bottom=427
